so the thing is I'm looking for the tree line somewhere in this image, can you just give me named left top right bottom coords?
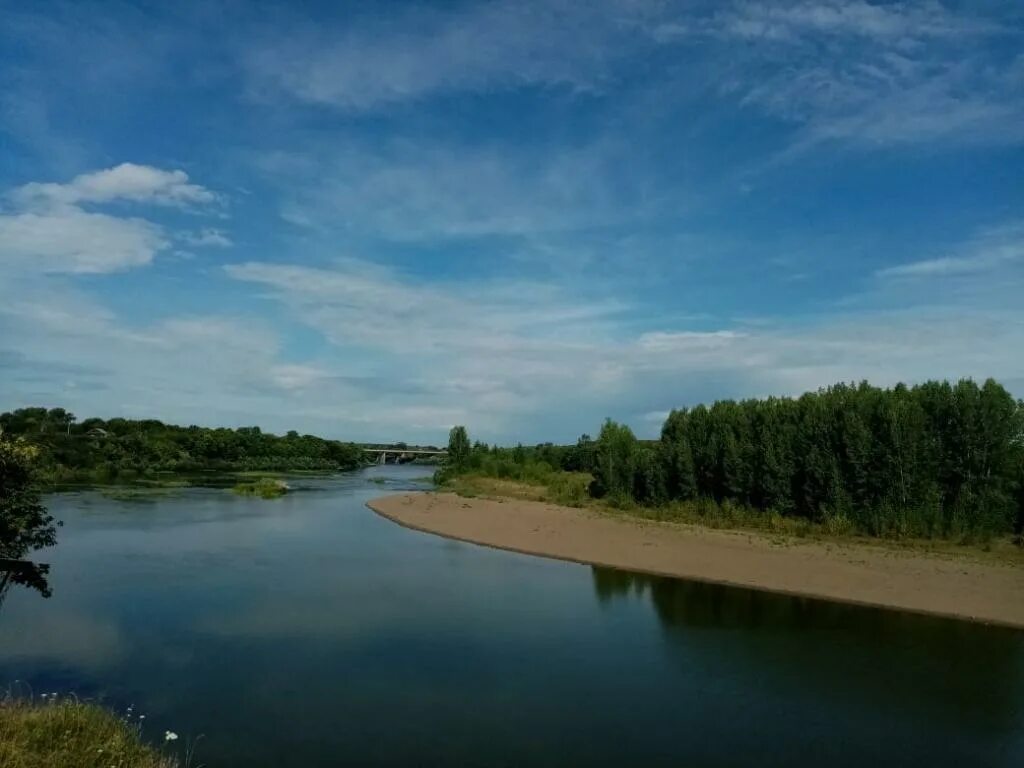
left=0, top=407, right=364, bottom=482
left=445, top=379, right=1024, bottom=540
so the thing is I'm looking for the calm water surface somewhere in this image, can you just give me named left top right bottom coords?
left=2, top=465, right=1022, bottom=767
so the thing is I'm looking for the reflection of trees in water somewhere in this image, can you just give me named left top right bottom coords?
left=591, top=566, right=1024, bottom=732
left=594, top=566, right=863, bottom=629
left=0, top=560, right=51, bottom=611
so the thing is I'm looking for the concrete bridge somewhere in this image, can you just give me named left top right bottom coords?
left=360, top=447, right=447, bottom=465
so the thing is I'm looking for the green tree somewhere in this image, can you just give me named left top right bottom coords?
left=660, top=410, right=696, bottom=500
left=590, top=419, right=640, bottom=503
left=0, top=439, right=58, bottom=597
left=447, top=426, right=471, bottom=469
left=645, top=378, right=1022, bottom=539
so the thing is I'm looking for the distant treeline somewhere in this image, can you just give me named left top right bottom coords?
left=0, top=407, right=364, bottom=482
left=445, top=379, right=1024, bottom=540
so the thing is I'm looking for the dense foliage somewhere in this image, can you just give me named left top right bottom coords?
left=443, top=379, right=1024, bottom=540
left=446, top=426, right=471, bottom=469
left=0, top=438, right=57, bottom=596
left=437, top=433, right=598, bottom=485
left=0, top=407, right=364, bottom=482
left=651, top=379, right=1024, bottom=539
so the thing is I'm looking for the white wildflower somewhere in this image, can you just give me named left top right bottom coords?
left=165, top=731, right=178, bottom=742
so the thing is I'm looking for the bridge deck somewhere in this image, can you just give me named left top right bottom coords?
left=360, top=448, right=446, bottom=455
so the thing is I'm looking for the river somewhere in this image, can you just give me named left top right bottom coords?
left=1, top=464, right=1022, bottom=767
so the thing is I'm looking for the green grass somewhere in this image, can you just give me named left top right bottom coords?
left=443, top=471, right=592, bottom=508
left=0, top=696, right=177, bottom=768
left=232, top=477, right=289, bottom=499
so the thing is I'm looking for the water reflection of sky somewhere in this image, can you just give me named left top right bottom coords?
left=2, top=465, right=1022, bottom=767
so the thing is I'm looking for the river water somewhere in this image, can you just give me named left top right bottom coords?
left=1, top=465, right=1022, bottom=767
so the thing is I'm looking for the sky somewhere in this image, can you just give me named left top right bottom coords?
left=1, top=0, right=1022, bottom=444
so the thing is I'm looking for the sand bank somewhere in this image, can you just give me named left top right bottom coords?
left=369, top=492, right=1024, bottom=628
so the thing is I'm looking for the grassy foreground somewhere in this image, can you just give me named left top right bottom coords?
left=0, top=696, right=176, bottom=768
left=442, top=472, right=1024, bottom=565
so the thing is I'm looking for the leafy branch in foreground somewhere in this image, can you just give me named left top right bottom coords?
left=0, top=438, right=58, bottom=597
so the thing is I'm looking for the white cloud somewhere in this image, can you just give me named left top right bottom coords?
left=269, top=364, right=330, bottom=391
left=0, top=207, right=166, bottom=274
left=3, top=221, right=1024, bottom=444
left=0, top=164, right=222, bottom=275
left=12, top=162, right=217, bottom=209
left=643, top=410, right=671, bottom=423
left=220, top=245, right=1024, bottom=441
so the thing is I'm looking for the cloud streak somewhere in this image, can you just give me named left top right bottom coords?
left=709, top=1, right=1024, bottom=148
left=244, top=1, right=650, bottom=110
left=877, top=223, right=1024, bottom=279
left=243, top=1, right=1023, bottom=150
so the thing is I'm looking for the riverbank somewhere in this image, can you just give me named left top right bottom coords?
left=0, top=696, right=175, bottom=768
left=368, top=491, right=1024, bottom=628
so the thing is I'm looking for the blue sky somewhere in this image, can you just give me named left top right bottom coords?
left=1, top=0, right=1022, bottom=444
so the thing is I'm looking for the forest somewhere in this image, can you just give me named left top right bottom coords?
left=0, top=407, right=364, bottom=482
left=444, top=379, right=1024, bottom=541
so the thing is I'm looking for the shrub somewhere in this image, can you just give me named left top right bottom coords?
left=232, top=477, right=289, bottom=499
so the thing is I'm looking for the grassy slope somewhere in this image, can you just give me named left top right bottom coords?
left=442, top=472, right=1024, bottom=566
left=0, top=698, right=175, bottom=768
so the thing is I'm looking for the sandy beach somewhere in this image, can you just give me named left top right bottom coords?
left=369, top=492, right=1024, bottom=628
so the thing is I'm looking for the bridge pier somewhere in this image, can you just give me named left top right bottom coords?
left=360, top=447, right=447, bottom=466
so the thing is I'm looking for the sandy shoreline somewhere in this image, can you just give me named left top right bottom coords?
left=369, top=492, right=1024, bottom=629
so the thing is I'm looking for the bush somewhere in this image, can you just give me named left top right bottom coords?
left=232, top=477, right=289, bottom=499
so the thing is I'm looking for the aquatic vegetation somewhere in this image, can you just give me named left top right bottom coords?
left=98, top=487, right=184, bottom=502
left=232, top=477, right=289, bottom=499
